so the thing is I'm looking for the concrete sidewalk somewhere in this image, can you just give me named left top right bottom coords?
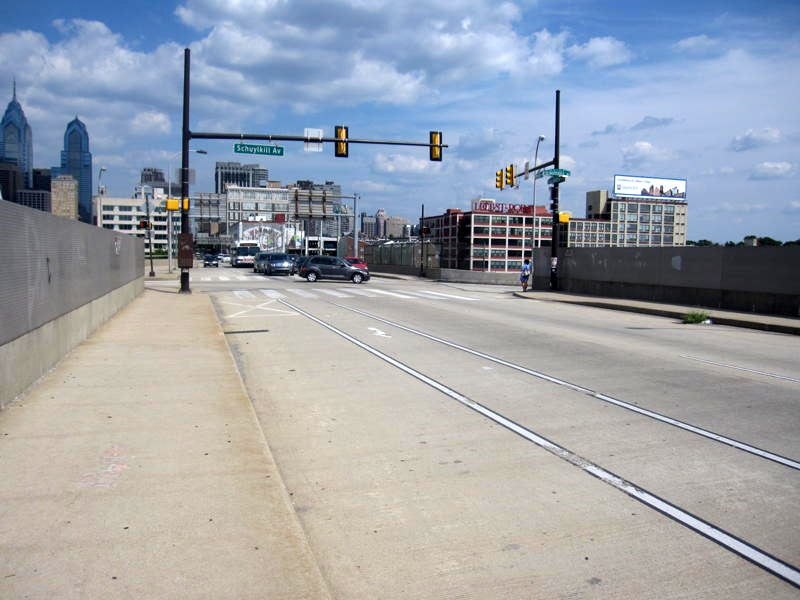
left=0, top=289, right=331, bottom=599
left=512, top=290, right=800, bottom=335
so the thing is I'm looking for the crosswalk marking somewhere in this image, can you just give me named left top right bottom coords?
left=402, top=291, right=445, bottom=300
left=337, top=287, right=380, bottom=297
left=286, top=289, right=318, bottom=299
left=369, top=289, right=416, bottom=299
left=418, top=290, right=479, bottom=301
left=223, top=286, right=480, bottom=304
left=319, top=289, right=353, bottom=298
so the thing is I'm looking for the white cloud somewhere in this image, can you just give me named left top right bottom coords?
left=674, top=35, right=719, bottom=53
left=568, top=36, right=632, bottom=68
left=373, top=153, right=436, bottom=174
left=129, top=111, right=171, bottom=136
left=729, top=127, right=783, bottom=151
left=621, top=141, right=676, bottom=168
left=749, top=161, right=795, bottom=180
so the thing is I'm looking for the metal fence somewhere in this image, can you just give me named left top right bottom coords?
left=0, top=199, right=143, bottom=346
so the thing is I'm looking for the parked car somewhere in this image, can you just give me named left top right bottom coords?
left=262, top=253, right=294, bottom=276
left=345, top=256, right=368, bottom=270
left=203, top=253, right=219, bottom=268
left=299, top=255, right=370, bottom=283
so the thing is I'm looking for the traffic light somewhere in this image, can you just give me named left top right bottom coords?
left=495, top=170, right=504, bottom=190
left=138, top=219, right=150, bottom=230
left=334, top=125, right=349, bottom=157
left=429, top=131, right=442, bottom=161
left=505, top=164, right=515, bottom=187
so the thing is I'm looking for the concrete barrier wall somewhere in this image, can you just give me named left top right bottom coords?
left=376, top=243, right=799, bottom=317
left=559, top=246, right=800, bottom=316
left=0, top=200, right=144, bottom=408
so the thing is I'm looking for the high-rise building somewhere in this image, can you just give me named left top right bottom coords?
left=375, top=208, right=386, bottom=237
left=16, top=189, right=50, bottom=213
left=53, top=117, right=92, bottom=224
left=0, top=81, right=33, bottom=190
left=0, top=161, right=22, bottom=202
left=214, top=162, right=268, bottom=194
left=32, top=168, right=51, bottom=191
left=51, top=175, right=79, bottom=220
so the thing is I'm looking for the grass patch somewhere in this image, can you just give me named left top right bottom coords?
left=683, top=311, right=711, bottom=324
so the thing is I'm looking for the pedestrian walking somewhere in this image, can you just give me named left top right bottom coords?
left=520, top=258, right=532, bottom=292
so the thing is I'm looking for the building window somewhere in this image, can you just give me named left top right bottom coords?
left=491, top=216, right=507, bottom=225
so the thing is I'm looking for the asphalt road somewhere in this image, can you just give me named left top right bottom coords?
left=150, top=268, right=800, bottom=598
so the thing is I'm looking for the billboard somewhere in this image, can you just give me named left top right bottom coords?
left=613, top=175, right=686, bottom=200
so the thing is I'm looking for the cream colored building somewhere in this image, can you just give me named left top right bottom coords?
left=51, top=175, right=78, bottom=220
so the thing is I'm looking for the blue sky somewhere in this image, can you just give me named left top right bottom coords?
left=2, top=0, right=799, bottom=242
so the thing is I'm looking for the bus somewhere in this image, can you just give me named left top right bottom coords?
left=231, top=241, right=260, bottom=267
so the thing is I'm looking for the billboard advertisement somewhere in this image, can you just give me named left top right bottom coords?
left=613, top=175, right=686, bottom=200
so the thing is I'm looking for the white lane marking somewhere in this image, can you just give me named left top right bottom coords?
left=286, top=289, right=318, bottom=299
left=338, top=287, right=380, bottom=297
left=259, top=289, right=286, bottom=299
left=280, top=299, right=800, bottom=588
left=370, top=289, right=415, bottom=299
left=368, top=327, right=391, bottom=338
left=681, top=355, right=800, bottom=384
left=402, top=291, right=445, bottom=300
left=339, top=306, right=800, bottom=472
left=419, top=290, right=479, bottom=301
left=319, top=289, right=352, bottom=298
left=200, top=277, right=211, bottom=282
left=218, top=276, right=230, bottom=281
left=233, top=290, right=256, bottom=299
left=236, top=276, right=249, bottom=281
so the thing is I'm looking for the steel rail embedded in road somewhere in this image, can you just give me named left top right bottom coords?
left=278, top=298, right=800, bottom=589
left=333, top=304, right=800, bottom=472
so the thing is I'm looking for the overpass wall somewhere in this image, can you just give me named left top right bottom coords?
left=0, top=199, right=144, bottom=409
left=559, top=246, right=800, bottom=316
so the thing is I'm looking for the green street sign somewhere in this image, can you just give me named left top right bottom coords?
left=539, top=168, right=571, bottom=178
left=234, top=143, right=284, bottom=156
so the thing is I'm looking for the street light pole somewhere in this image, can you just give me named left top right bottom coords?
left=531, top=135, right=545, bottom=267
left=143, top=185, right=155, bottom=277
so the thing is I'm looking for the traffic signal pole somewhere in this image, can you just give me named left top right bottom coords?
left=180, top=48, right=192, bottom=294
left=549, top=90, right=561, bottom=290
left=177, top=47, right=445, bottom=294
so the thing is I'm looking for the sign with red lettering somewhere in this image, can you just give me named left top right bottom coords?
left=471, top=200, right=533, bottom=215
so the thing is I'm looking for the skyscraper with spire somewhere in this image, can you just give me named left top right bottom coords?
left=53, top=117, right=92, bottom=223
left=0, top=80, right=33, bottom=189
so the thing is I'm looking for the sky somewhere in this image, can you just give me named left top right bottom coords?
left=2, top=0, right=799, bottom=243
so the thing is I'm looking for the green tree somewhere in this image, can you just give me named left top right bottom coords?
left=757, top=236, right=782, bottom=246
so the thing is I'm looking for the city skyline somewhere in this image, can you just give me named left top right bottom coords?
left=1, top=0, right=798, bottom=242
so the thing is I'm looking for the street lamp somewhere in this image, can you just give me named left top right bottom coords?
left=167, top=149, right=206, bottom=273
left=97, top=166, right=107, bottom=196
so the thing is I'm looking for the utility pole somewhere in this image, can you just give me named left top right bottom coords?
left=549, top=90, right=561, bottom=290
left=179, top=48, right=192, bottom=293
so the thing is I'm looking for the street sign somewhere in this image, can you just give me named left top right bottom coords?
left=540, top=168, right=571, bottom=178
left=233, top=143, right=284, bottom=156
left=304, top=128, right=323, bottom=153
